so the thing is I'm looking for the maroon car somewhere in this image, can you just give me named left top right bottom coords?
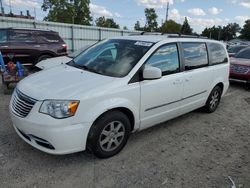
left=0, top=28, right=67, bottom=66
left=230, top=47, right=250, bottom=87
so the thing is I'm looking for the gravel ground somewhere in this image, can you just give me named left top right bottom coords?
left=0, top=82, right=250, bottom=188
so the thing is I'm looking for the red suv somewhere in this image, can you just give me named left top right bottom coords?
left=230, top=47, right=250, bottom=87
left=0, top=28, right=67, bottom=65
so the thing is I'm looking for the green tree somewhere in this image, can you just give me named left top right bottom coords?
left=160, top=19, right=181, bottom=33
left=144, top=8, right=158, bottom=32
left=42, top=0, right=92, bottom=25
left=201, top=26, right=223, bottom=40
left=134, top=21, right=143, bottom=31
left=240, top=19, right=250, bottom=40
left=221, top=23, right=241, bottom=41
left=181, top=17, right=193, bottom=34
left=95, top=17, right=120, bottom=29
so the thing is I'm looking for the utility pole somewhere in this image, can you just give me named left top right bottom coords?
left=0, top=0, right=4, bottom=14
left=9, top=0, right=12, bottom=14
left=165, top=2, right=169, bottom=23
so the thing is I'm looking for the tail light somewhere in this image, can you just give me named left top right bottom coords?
left=62, top=44, right=67, bottom=51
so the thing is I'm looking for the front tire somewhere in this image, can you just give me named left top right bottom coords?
left=87, top=110, right=131, bottom=158
left=204, top=86, right=222, bottom=113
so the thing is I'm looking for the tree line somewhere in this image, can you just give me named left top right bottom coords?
left=42, top=0, right=250, bottom=40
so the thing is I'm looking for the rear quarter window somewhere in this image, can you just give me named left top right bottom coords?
left=37, top=32, right=62, bottom=43
left=208, top=43, right=228, bottom=65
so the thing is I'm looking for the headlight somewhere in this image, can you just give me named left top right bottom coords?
left=39, top=100, right=80, bottom=119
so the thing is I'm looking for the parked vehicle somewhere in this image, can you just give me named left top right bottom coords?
left=0, top=28, right=67, bottom=65
left=35, top=45, right=90, bottom=70
left=9, top=35, right=229, bottom=158
left=227, top=45, right=248, bottom=57
left=230, top=47, right=250, bottom=87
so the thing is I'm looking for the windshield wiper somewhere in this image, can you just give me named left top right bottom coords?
left=68, top=60, right=103, bottom=75
left=81, top=65, right=103, bottom=75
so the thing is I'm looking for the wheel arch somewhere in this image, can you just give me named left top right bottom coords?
left=92, top=107, right=135, bottom=132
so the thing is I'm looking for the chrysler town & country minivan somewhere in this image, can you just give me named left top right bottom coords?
left=9, top=34, right=229, bottom=158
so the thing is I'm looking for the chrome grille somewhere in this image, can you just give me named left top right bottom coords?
left=230, top=65, right=249, bottom=74
left=11, top=89, right=37, bottom=118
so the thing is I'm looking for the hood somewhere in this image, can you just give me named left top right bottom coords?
left=230, top=57, right=250, bottom=67
left=36, top=56, right=72, bottom=70
left=17, top=64, right=115, bottom=100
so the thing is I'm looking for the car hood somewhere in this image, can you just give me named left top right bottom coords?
left=230, top=57, right=250, bottom=67
left=36, top=56, right=72, bottom=70
left=17, top=64, right=116, bottom=100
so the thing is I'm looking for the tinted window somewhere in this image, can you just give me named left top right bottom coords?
left=182, top=43, right=208, bottom=70
left=0, top=30, right=7, bottom=43
left=71, top=39, right=152, bottom=77
left=145, top=43, right=180, bottom=75
left=38, top=33, right=61, bottom=43
left=9, top=30, right=35, bottom=42
left=208, top=43, right=228, bottom=65
left=236, top=48, right=250, bottom=59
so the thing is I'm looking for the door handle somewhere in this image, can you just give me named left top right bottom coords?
left=185, top=76, right=192, bottom=82
left=173, top=79, right=182, bottom=85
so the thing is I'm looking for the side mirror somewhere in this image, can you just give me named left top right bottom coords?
left=143, top=66, right=162, bottom=80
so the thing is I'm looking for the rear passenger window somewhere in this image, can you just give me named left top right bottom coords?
left=145, top=43, right=180, bottom=76
left=9, top=30, right=36, bottom=43
left=208, top=43, right=228, bottom=65
left=182, top=43, right=208, bottom=70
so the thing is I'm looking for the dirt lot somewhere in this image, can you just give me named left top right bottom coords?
left=0, top=82, right=250, bottom=188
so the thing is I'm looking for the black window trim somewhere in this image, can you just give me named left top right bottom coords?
left=129, top=42, right=182, bottom=84
left=180, top=42, right=209, bottom=72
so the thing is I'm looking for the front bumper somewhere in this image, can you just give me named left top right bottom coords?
left=10, top=103, right=92, bottom=155
left=230, top=72, right=250, bottom=84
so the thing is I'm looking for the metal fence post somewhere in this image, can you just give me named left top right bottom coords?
left=98, top=28, right=102, bottom=41
left=33, top=21, right=36, bottom=29
left=71, top=25, right=75, bottom=52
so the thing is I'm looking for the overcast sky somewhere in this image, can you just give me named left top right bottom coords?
left=2, top=0, right=250, bottom=33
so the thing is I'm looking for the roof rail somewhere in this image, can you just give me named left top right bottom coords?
left=129, top=31, right=208, bottom=39
left=129, top=31, right=162, bottom=36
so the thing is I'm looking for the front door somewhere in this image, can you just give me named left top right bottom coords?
left=140, top=43, right=184, bottom=129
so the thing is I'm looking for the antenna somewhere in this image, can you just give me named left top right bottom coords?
left=165, top=2, right=169, bottom=23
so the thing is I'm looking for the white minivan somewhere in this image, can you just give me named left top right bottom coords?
left=9, top=35, right=229, bottom=158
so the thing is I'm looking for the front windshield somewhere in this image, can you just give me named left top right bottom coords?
left=70, top=39, right=153, bottom=77
left=235, top=48, right=250, bottom=59
left=228, top=46, right=247, bottom=53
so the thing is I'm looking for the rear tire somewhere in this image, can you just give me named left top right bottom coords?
left=204, top=86, right=222, bottom=113
left=87, top=110, right=131, bottom=158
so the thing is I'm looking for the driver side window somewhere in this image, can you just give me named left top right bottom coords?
left=145, top=43, right=180, bottom=76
